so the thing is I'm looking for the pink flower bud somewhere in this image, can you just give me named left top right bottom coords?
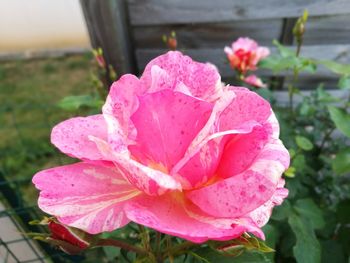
left=244, top=75, right=267, bottom=88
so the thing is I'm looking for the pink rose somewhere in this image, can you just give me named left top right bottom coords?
left=244, top=75, right=267, bottom=88
left=33, top=51, right=289, bottom=243
left=224, top=37, right=270, bottom=74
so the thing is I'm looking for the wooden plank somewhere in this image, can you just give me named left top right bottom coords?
left=132, top=19, right=282, bottom=49
left=304, top=14, right=350, bottom=45
left=136, top=45, right=350, bottom=78
left=80, top=0, right=136, bottom=77
left=273, top=89, right=349, bottom=105
left=128, top=0, right=350, bottom=26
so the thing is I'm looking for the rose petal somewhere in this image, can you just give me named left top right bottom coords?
left=219, top=87, right=271, bottom=131
left=129, top=89, right=212, bottom=170
left=33, top=162, right=140, bottom=234
left=171, top=87, right=270, bottom=188
left=232, top=37, right=258, bottom=52
left=265, top=112, right=280, bottom=139
left=187, top=138, right=289, bottom=218
left=248, top=179, right=288, bottom=227
left=90, top=136, right=182, bottom=195
left=102, top=74, right=145, bottom=152
left=51, top=115, right=108, bottom=161
left=141, top=51, right=222, bottom=101
left=217, top=126, right=269, bottom=179
left=124, top=193, right=264, bottom=243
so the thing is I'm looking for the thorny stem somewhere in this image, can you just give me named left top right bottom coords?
left=96, top=238, right=148, bottom=256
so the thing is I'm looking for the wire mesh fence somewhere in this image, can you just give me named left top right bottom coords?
left=0, top=55, right=100, bottom=263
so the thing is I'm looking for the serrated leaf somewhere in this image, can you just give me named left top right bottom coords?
left=273, top=40, right=295, bottom=57
left=316, top=86, right=340, bottom=103
left=318, top=60, right=350, bottom=75
left=288, top=212, right=321, bottom=263
left=295, top=136, right=313, bottom=151
left=332, top=148, right=350, bottom=175
left=294, top=199, right=325, bottom=229
left=328, top=106, right=350, bottom=138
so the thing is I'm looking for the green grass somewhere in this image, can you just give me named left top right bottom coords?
left=0, top=54, right=96, bottom=205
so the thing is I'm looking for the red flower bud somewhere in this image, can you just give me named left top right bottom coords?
left=31, top=217, right=93, bottom=255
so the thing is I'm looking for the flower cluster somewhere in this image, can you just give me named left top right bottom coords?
left=33, top=51, right=289, bottom=244
left=224, top=37, right=270, bottom=88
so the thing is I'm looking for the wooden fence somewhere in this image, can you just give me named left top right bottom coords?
left=80, top=0, right=350, bottom=90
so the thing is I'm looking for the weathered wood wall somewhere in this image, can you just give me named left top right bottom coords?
left=81, top=0, right=350, bottom=89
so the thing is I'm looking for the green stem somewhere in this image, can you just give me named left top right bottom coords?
left=96, top=238, right=148, bottom=255
left=165, top=236, right=174, bottom=263
left=319, top=128, right=335, bottom=151
left=138, top=225, right=151, bottom=252
left=163, top=241, right=196, bottom=259
left=154, top=231, right=162, bottom=262
left=289, top=38, right=303, bottom=114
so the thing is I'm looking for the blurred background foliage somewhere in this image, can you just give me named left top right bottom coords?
left=1, top=12, right=350, bottom=263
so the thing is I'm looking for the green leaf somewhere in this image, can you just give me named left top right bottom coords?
left=273, top=39, right=295, bottom=57
left=262, top=224, right=278, bottom=261
left=288, top=212, right=321, bottom=263
left=57, top=95, right=103, bottom=111
left=294, top=199, right=325, bottom=229
left=328, top=106, right=350, bottom=137
left=321, top=240, right=345, bottom=263
left=196, top=247, right=272, bottom=263
left=271, top=199, right=292, bottom=220
left=332, top=148, right=350, bottom=175
left=295, top=136, right=313, bottom=151
left=103, top=246, right=120, bottom=261
left=317, top=60, right=350, bottom=75
left=336, top=200, right=350, bottom=224
left=317, top=86, right=340, bottom=103
left=338, top=75, right=350, bottom=90
left=284, top=166, right=296, bottom=178
left=209, top=234, right=274, bottom=256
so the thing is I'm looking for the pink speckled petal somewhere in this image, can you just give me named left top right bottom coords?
left=32, top=162, right=141, bottom=234
left=217, top=126, right=269, bottom=179
left=218, top=87, right=271, bottom=131
left=124, top=193, right=264, bottom=243
left=265, top=112, right=280, bottom=139
left=141, top=51, right=222, bottom=101
left=90, top=137, right=182, bottom=196
left=113, top=156, right=182, bottom=196
left=51, top=115, right=108, bottom=161
left=171, top=87, right=270, bottom=188
left=187, top=138, right=290, bottom=218
left=102, top=74, right=145, bottom=152
left=129, top=89, right=212, bottom=170
left=248, top=179, right=288, bottom=227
